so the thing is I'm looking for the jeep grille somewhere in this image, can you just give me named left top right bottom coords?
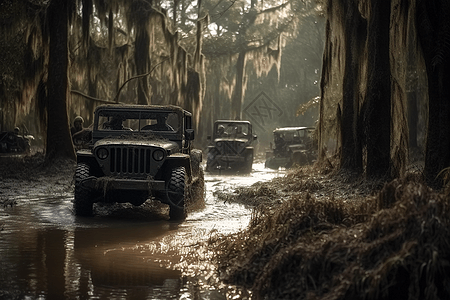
left=109, top=147, right=151, bottom=174
left=217, top=141, right=240, bottom=155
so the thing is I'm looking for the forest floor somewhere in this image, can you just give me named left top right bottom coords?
left=1, top=152, right=449, bottom=300
left=0, top=152, right=75, bottom=209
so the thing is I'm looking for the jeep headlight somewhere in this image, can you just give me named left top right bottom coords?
left=97, top=147, right=108, bottom=160
left=152, top=149, right=165, bottom=161
left=216, top=142, right=222, bottom=147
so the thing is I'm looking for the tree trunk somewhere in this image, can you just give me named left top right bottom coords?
left=46, top=0, right=75, bottom=161
left=364, top=0, right=391, bottom=177
left=135, top=26, right=150, bottom=105
left=407, top=89, right=418, bottom=148
left=231, top=51, right=246, bottom=120
left=318, top=18, right=332, bottom=160
left=418, top=0, right=450, bottom=187
left=340, top=0, right=365, bottom=172
left=407, top=22, right=418, bottom=149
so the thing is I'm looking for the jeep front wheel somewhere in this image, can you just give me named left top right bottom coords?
left=74, top=163, right=94, bottom=216
left=244, top=152, right=253, bottom=173
left=167, top=167, right=186, bottom=220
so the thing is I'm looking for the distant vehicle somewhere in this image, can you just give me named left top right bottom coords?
left=265, top=126, right=316, bottom=169
left=74, top=104, right=203, bottom=220
left=206, top=120, right=257, bottom=173
left=0, top=128, right=32, bottom=154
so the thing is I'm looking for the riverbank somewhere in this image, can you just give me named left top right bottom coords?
left=210, top=159, right=450, bottom=300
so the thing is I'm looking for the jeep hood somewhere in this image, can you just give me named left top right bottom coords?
left=94, top=138, right=180, bottom=152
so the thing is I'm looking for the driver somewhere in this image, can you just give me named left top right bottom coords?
left=216, top=125, right=226, bottom=137
left=142, top=115, right=174, bottom=131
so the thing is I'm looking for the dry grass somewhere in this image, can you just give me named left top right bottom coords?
left=210, top=163, right=450, bottom=300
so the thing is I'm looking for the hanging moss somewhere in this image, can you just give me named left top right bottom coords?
left=202, top=1, right=291, bottom=120
left=1, top=0, right=206, bottom=141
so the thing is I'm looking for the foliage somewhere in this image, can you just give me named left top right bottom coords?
left=0, top=0, right=206, bottom=154
left=197, top=0, right=325, bottom=143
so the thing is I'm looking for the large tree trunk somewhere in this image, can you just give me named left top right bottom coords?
left=407, top=89, right=418, bottom=149
left=407, top=22, right=418, bottom=149
left=364, top=0, right=391, bottom=177
left=46, top=0, right=75, bottom=161
left=340, top=0, right=365, bottom=172
left=135, top=26, right=150, bottom=105
left=418, top=0, right=450, bottom=187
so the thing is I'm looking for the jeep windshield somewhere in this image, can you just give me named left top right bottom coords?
left=214, top=121, right=251, bottom=140
left=96, top=110, right=180, bottom=133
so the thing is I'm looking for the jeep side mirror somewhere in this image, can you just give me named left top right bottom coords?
left=253, top=134, right=258, bottom=140
left=185, top=129, right=195, bottom=140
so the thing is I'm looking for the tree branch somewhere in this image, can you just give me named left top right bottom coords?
left=70, top=90, right=117, bottom=104
left=113, top=57, right=170, bottom=102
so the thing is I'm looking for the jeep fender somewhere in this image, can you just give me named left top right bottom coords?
left=190, top=149, right=203, bottom=177
left=292, top=150, right=308, bottom=165
left=163, top=154, right=192, bottom=179
left=76, top=150, right=102, bottom=176
left=76, top=150, right=95, bottom=162
left=244, top=147, right=254, bottom=156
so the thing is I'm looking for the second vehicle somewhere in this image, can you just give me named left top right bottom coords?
left=206, top=120, right=257, bottom=173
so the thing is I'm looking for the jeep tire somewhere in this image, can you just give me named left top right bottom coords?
left=167, top=167, right=186, bottom=220
left=244, top=152, right=253, bottom=173
left=74, top=163, right=94, bottom=216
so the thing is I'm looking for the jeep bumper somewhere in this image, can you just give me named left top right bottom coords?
left=207, top=155, right=246, bottom=170
left=80, top=176, right=166, bottom=191
left=265, top=156, right=290, bottom=169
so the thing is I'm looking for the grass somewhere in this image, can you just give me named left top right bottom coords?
left=209, top=162, right=450, bottom=300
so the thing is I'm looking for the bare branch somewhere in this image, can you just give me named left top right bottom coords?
left=70, top=90, right=117, bottom=104
left=113, top=57, right=171, bottom=103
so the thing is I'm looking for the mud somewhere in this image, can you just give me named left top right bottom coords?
left=0, top=153, right=284, bottom=299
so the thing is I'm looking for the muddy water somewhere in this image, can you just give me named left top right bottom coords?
left=0, top=163, right=283, bottom=299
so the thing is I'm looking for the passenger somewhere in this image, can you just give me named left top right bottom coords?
left=71, top=116, right=91, bottom=149
left=235, top=125, right=247, bottom=138
left=71, top=116, right=84, bottom=136
left=72, top=128, right=92, bottom=149
left=274, top=133, right=286, bottom=154
left=13, top=127, right=27, bottom=152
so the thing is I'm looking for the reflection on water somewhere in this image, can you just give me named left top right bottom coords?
left=0, top=163, right=283, bottom=299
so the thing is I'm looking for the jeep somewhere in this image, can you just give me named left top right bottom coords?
left=206, top=120, right=257, bottom=173
left=0, top=128, right=32, bottom=154
left=74, top=104, right=203, bottom=220
left=265, top=126, right=316, bottom=169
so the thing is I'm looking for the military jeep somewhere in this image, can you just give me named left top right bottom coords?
left=0, top=128, right=32, bottom=154
left=206, top=120, right=257, bottom=173
left=265, top=126, right=316, bottom=169
left=74, top=104, right=203, bottom=220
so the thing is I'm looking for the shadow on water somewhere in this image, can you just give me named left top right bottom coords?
left=72, top=222, right=185, bottom=299
left=1, top=208, right=186, bottom=299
